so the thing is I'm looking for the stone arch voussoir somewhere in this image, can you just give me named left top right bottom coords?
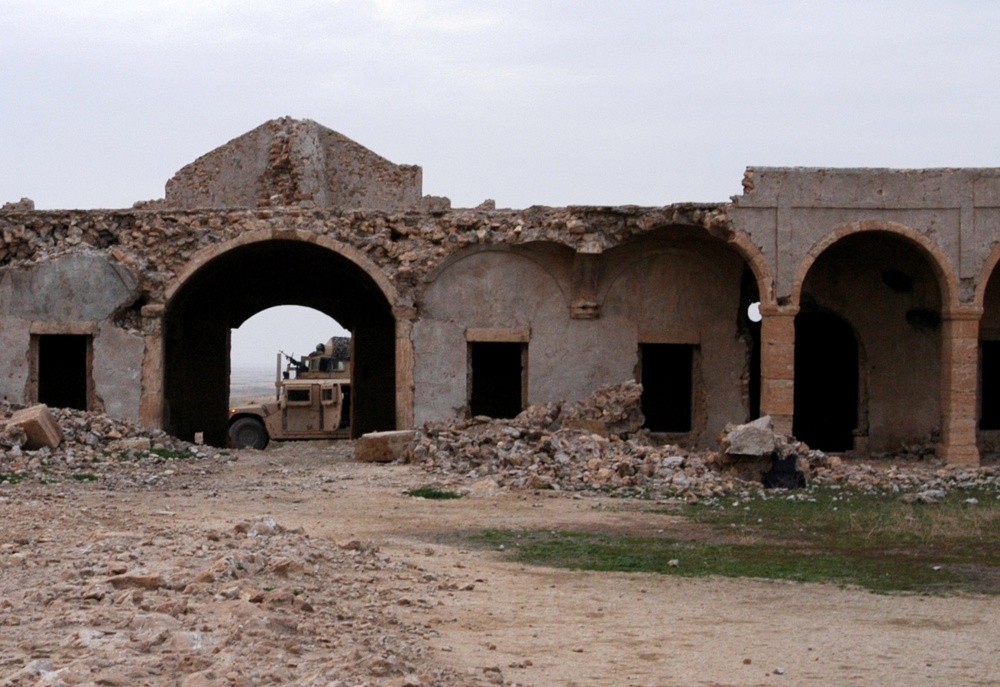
left=974, top=242, right=1000, bottom=310
left=791, top=220, right=958, bottom=311
left=164, top=228, right=399, bottom=313
left=728, top=232, right=775, bottom=307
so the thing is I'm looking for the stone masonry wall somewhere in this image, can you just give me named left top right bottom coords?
left=0, top=204, right=731, bottom=311
left=163, top=118, right=422, bottom=212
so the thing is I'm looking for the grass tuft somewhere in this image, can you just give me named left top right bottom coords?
left=407, top=487, right=464, bottom=500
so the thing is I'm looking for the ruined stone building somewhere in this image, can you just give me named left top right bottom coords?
left=2, top=117, right=998, bottom=465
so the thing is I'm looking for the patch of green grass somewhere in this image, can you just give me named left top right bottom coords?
left=465, top=487, right=1000, bottom=595
left=406, top=487, right=464, bottom=500
left=70, top=473, right=99, bottom=482
left=0, top=473, right=23, bottom=484
left=149, top=448, right=193, bottom=460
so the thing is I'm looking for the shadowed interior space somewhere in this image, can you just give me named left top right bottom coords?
left=36, top=334, right=90, bottom=411
left=468, top=342, right=525, bottom=419
left=164, top=240, right=395, bottom=446
left=640, top=343, right=694, bottom=432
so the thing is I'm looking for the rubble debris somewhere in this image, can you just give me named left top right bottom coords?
left=403, top=382, right=745, bottom=501
left=1, top=197, right=34, bottom=211
left=402, top=384, right=999, bottom=502
left=0, top=499, right=482, bottom=686
left=0, top=400, right=212, bottom=486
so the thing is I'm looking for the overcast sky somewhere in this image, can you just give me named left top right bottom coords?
left=3, top=1, right=999, bottom=366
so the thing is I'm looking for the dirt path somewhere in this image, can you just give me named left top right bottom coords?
left=2, top=441, right=997, bottom=686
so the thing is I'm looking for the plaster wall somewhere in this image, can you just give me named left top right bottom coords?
left=0, top=254, right=139, bottom=322
left=414, top=235, right=749, bottom=446
left=600, top=238, right=748, bottom=444
left=413, top=246, right=578, bottom=424
left=93, top=323, right=145, bottom=422
left=0, top=254, right=145, bottom=419
left=0, top=315, right=30, bottom=404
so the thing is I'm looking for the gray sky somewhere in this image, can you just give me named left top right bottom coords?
left=3, top=1, right=999, bottom=366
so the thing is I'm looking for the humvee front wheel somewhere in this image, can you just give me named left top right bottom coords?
left=229, top=417, right=269, bottom=449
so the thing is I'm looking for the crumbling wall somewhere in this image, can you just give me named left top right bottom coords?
left=164, top=118, right=422, bottom=212
left=0, top=253, right=144, bottom=419
left=730, top=167, right=1000, bottom=304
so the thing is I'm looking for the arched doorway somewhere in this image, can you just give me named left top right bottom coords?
left=164, top=239, right=396, bottom=446
left=793, top=311, right=859, bottom=451
left=794, top=231, right=943, bottom=453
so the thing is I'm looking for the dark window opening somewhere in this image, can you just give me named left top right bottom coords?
left=981, top=341, right=1000, bottom=430
left=37, top=335, right=89, bottom=411
left=286, top=388, right=311, bottom=404
left=640, top=344, right=694, bottom=432
left=793, top=311, right=858, bottom=451
left=469, top=342, right=525, bottom=419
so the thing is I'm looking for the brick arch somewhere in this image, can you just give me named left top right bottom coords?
left=791, top=220, right=959, bottom=311
left=974, top=242, right=1000, bottom=309
left=160, top=228, right=403, bottom=446
left=728, top=232, right=775, bottom=307
left=164, top=228, right=399, bottom=313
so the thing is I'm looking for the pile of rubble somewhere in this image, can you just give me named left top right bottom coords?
left=0, top=506, right=484, bottom=686
left=0, top=402, right=216, bottom=486
left=403, top=383, right=999, bottom=502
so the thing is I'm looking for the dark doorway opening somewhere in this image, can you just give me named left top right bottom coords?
left=469, top=342, right=525, bottom=419
left=37, top=334, right=89, bottom=410
left=794, top=311, right=859, bottom=451
left=981, top=341, right=1000, bottom=429
left=640, top=343, right=694, bottom=432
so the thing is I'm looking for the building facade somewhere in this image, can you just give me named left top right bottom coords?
left=2, top=119, right=998, bottom=465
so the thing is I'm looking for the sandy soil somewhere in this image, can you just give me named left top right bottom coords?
left=2, top=440, right=997, bottom=686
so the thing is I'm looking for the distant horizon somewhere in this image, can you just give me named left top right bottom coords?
left=230, top=305, right=351, bottom=367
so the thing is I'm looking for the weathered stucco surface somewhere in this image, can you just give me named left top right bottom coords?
left=164, top=117, right=422, bottom=212
left=3, top=119, right=1000, bottom=464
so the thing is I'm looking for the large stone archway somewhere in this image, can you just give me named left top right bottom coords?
left=793, top=229, right=947, bottom=452
left=161, top=235, right=398, bottom=446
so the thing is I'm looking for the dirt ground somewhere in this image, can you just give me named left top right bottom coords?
left=1, top=441, right=998, bottom=687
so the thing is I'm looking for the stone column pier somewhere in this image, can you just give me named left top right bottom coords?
left=759, top=304, right=797, bottom=436
left=938, top=307, right=982, bottom=465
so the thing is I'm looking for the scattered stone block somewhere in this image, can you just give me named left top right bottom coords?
left=721, top=415, right=776, bottom=456
left=9, top=404, right=63, bottom=450
left=355, top=430, right=417, bottom=463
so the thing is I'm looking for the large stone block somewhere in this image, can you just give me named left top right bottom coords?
left=355, top=430, right=417, bottom=463
left=9, top=404, right=63, bottom=449
left=721, top=415, right=776, bottom=456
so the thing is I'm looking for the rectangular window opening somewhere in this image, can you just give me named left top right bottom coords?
left=285, top=387, right=312, bottom=405
left=36, top=334, right=91, bottom=411
left=981, top=341, right=1000, bottom=429
left=640, top=343, right=694, bottom=432
left=468, top=342, right=526, bottom=419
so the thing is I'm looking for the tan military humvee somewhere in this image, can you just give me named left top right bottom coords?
left=228, top=338, right=351, bottom=449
